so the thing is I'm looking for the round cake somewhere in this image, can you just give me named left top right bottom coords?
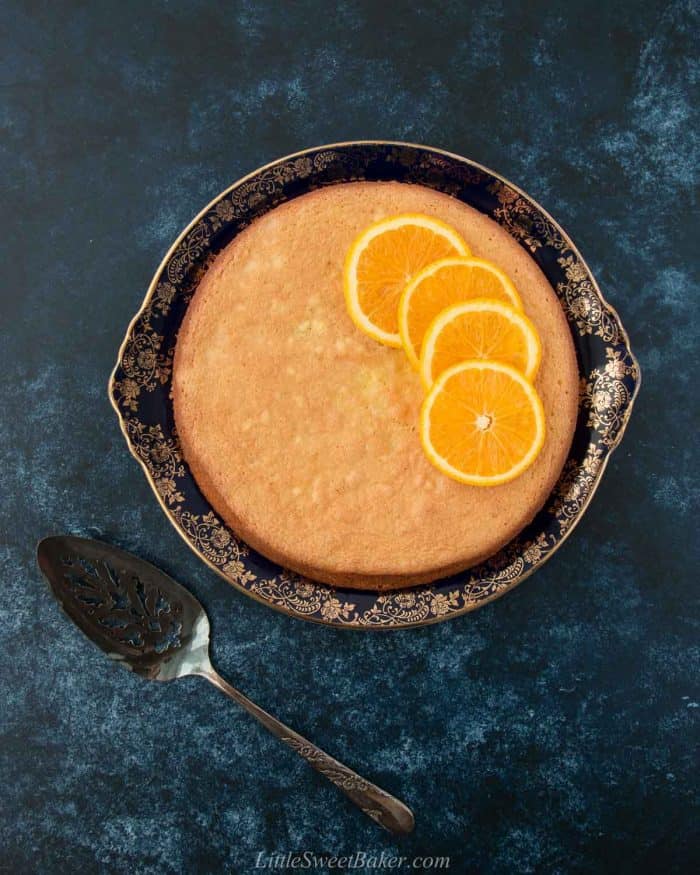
left=172, top=181, right=579, bottom=589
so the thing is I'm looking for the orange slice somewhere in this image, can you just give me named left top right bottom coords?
left=420, top=299, right=541, bottom=388
left=344, top=214, right=470, bottom=347
left=420, top=360, right=546, bottom=486
left=398, top=256, right=522, bottom=369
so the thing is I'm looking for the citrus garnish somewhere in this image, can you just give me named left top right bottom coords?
left=398, top=256, right=522, bottom=369
left=343, top=214, right=470, bottom=347
left=420, top=299, right=541, bottom=388
left=419, top=360, right=546, bottom=486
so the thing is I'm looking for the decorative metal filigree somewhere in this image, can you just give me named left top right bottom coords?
left=280, top=736, right=398, bottom=830
left=58, top=554, right=183, bottom=653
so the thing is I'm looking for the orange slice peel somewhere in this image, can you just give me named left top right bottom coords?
left=398, top=256, right=523, bottom=369
left=343, top=214, right=470, bottom=347
left=420, top=360, right=546, bottom=486
left=419, top=298, right=541, bottom=389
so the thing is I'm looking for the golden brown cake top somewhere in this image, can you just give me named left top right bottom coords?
left=172, top=182, right=578, bottom=589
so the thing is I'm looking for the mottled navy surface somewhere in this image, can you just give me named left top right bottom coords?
left=1, top=1, right=698, bottom=873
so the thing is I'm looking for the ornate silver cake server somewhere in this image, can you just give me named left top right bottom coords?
left=37, top=535, right=414, bottom=835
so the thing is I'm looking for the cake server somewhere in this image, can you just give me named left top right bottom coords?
left=36, top=535, right=414, bottom=835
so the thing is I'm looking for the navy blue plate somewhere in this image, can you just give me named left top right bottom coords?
left=110, top=142, right=640, bottom=629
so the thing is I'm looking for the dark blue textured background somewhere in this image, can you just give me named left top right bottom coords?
left=1, top=1, right=698, bottom=872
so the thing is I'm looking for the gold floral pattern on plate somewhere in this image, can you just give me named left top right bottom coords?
left=109, top=142, right=640, bottom=629
left=580, top=347, right=639, bottom=448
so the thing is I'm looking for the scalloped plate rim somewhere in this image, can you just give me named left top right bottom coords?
left=109, top=140, right=641, bottom=630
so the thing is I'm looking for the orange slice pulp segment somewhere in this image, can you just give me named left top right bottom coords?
left=420, top=298, right=541, bottom=389
left=343, top=214, right=470, bottom=347
left=420, top=360, right=546, bottom=486
left=398, top=256, right=523, bottom=369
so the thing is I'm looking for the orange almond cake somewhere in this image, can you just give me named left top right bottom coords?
left=172, top=182, right=579, bottom=589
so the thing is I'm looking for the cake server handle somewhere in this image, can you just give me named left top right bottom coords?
left=198, top=666, right=415, bottom=835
